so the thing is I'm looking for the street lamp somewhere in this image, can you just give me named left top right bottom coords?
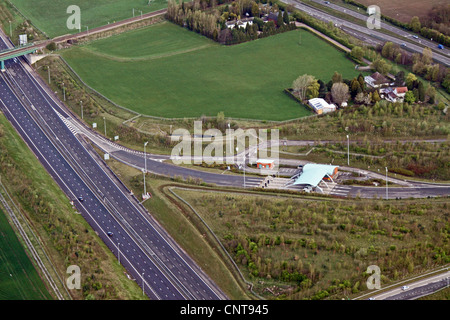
left=346, top=135, right=349, bottom=166
left=116, top=242, right=120, bottom=265
left=236, top=147, right=246, bottom=188
left=80, top=100, right=83, bottom=119
left=142, top=272, right=145, bottom=296
left=62, top=82, right=66, bottom=101
left=385, top=167, right=388, bottom=200
left=143, top=141, right=148, bottom=197
left=103, top=117, right=106, bottom=136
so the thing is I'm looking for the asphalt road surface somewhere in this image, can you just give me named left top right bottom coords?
left=283, top=0, right=450, bottom=66
left=0, top=33, right=226, bottom=300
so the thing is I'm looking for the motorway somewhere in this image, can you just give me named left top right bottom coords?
left=282, top=0, right=450, bottom=66
left=0, top=33, right=226, bottom=300
left=362, top=269, right=450, bottom=300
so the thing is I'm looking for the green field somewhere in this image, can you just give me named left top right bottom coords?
left=10, top=0, right=167, bottom=38
left=0, top=209, right=52, bottom=300
left=62, top=21, right=362, bottom=121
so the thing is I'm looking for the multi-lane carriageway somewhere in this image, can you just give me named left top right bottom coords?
left=0, top=35, right=226, bottom=300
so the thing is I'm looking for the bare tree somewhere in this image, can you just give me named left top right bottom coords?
left=331, top=82, right=349, bottom=107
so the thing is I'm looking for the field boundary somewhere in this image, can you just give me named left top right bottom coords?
left=53, top=20, right=376, bottom=130
left=57, top=53, right=319, bottom=133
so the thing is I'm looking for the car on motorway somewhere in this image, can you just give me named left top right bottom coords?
left=78, top=196, right=84, bottom=202
left=401, top=43, right=406, bottom=47
left=412, top=35, right=418, bottom=39
left=107, top=231, right=113, bottom=237
left=401, top=286, right=409, bottom=290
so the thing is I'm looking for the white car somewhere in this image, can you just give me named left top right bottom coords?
left=401, top=286, right=409, bottom=290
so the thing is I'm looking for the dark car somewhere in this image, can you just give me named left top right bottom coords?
left=78, top=196, right=84, bottom=202
left=107, top=232, right=113, bottom=237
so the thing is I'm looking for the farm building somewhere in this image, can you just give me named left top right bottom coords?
left=308, top=98, right=337, bottom=114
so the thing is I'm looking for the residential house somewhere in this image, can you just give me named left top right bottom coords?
left=364, top=72, right=392, bottom=88
left=380, top=86, right=408, bottom=103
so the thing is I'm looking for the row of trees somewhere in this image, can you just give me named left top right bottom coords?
left=375, top=41, right=449, bottom=94
left=292, top=68, right=437, bottom=110
left=167, top=0, right=221, bottom=40
left=167, top=0, right=295, bottom=45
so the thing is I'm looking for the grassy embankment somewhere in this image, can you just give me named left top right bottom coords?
left=0, top=114, right=144, bottom=300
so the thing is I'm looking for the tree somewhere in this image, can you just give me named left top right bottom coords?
left=331, top=71, right=343, bottom=84
left=355, top=92, right=370, bottom=105
left=421, top=47, right=433, bottom=65
left=306, top=79, right=320, bottom=99
left=404, top=91, right=416, bottom=104
left=371, top=58, right=391, bottom=75
left=381, top=42, right=395, bottom=60
left=417, top=81, right=425, bottom=102
left=283, top=10, right=289, bottom=24
left=251, top=1, right=259, bottom=17
left=409, top=16, right=421, bottom=33
left=292, top=74, right=315, bottom=101
left=318, top=79, right=327, bottom=98
left=350, top=78, right=362, bottom=98
left=277, top=11, right=284, bottom=27
left=425, top=86, right=436, bottom=104
left=394, top=71, right=405, bottom=87
left=331, top=82, right=349, bottom=106
left=405, top=73, right=417, bottom=89
left=350, top=46, right=364, bottom=61
left=371, top=90, right=381, bottom=103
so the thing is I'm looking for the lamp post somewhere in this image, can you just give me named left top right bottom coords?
left=62, top=82, right=66, bottom=101
left=236, top=147, right=246, bottom=188
left=385, top=167, right=388, bottom=200
left=143, top=141, right=148, bottom=197
left=116, top=242, right=120, bottom=265
left=80, top=100, right=83, bottom=119
left=346, top=134, right=349, bottom=166
left=103, top=117, right=106, bottom=136
left=142, top=272, right=145, bottom=296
